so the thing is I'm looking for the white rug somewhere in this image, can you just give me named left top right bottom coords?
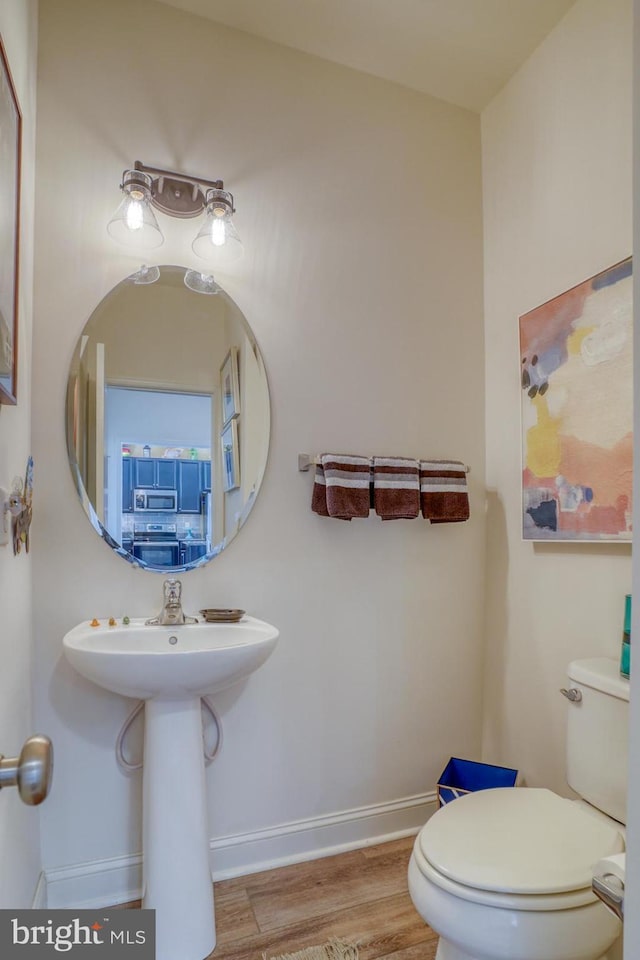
left=264, top=938, right=359, bottom=960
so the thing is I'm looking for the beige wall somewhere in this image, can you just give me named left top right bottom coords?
left=33, top=0, right=485, bottom=885
left=481, top=0, right=632, bottom=792
left=0, top=0, right=40, bottom=907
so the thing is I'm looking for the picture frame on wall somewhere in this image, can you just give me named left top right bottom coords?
left=221, top=419, right=240, bottom=492
left=0, top=35, right=21, bottom=405
left=519, top=257, right=633, bottom=542
left=220, top=346, right=240, bottom=426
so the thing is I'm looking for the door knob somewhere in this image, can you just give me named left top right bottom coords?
left=0, top=735, right=53, bottom=805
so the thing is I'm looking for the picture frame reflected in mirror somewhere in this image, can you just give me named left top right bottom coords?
left=221, top=420, right=240, bottom=492
left=220, top=346, right=240, bottom=425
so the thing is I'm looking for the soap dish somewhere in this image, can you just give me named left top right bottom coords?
left=199, top=608, right=245, bottom=623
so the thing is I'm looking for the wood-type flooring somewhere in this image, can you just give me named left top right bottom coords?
left=118, top=835, right=439, bottom=960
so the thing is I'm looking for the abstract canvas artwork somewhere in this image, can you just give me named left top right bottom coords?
left=520, top=258, right=632, bottom=541
left=0, top=36, right=21, bottom=405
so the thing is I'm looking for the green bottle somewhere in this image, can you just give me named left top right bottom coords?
left=620, top=594, right=631, bottom=679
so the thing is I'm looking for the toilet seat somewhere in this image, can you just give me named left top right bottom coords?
left=415, top=787, right=624, bottom=911
left=413, top=838, right=604, bottom=912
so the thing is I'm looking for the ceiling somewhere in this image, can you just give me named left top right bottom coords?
left=157, top=0, right=576, bottom=112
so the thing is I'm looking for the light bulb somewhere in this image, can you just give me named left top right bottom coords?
left=192, top=207, right=243, bottom=266
left=107, top=171, right=164, bottom=249
left=210, top=214, right=227, bottom=247
left=125, top=192, right=145, bottom=232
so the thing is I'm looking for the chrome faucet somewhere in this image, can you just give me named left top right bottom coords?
left=146, top=579, right=197, bottom=626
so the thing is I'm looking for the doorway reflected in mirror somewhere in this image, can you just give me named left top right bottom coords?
left=107, top=387, right=212, bottom=570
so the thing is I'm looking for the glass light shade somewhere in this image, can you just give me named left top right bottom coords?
left=128, top=264, right=160, bottom=285
left=107, top=176, right=164, bottom=249
left=192, top=209, right=243, bottom=267
left=183, top=270, right=220, bottom=295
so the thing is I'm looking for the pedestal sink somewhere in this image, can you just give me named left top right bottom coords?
left=63, top=616, right=279, bottom=960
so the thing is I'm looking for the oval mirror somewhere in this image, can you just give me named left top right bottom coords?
left=66, top=265, right=270, bottom=572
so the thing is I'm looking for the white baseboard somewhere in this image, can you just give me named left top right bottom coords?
left=31, top=871, right=47, bottom=909
left=46, top=851, right=142, bottom=909
left=210, top=790, right=437, bottom=881
left=45, top=790, right=437, bottom=909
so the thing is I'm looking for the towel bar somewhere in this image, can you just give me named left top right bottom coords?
left=298, top=453, right=470, bottom=473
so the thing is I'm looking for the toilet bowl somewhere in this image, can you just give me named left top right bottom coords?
left=408, top=659, right=629, bottom=960
left=408, top=787, right=623, bottom=960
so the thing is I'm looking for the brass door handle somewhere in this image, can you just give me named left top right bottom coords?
left=0, top=735, right=53, bottom=805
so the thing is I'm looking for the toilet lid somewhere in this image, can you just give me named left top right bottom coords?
left=420, top=788, right=623, bottom=895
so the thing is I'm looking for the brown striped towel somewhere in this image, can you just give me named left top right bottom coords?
left=373, top=457, right=419, bottom=519
left=322, top=454, right=371, bottom=520
left=311, top=462, right=330, bottom=517
left=419, top=460, right=470, bottom=523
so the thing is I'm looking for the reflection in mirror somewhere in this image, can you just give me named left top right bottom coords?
left=66, top=265, right=270, bottom=572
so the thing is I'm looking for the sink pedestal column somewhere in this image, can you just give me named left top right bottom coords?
left=143, top=697, right=215, bottom=960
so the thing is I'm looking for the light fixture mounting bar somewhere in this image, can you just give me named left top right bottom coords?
left=134, top=161, right=224, bottom=193
left=132, top=161, right=227, bottom=220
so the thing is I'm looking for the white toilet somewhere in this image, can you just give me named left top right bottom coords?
left=408, top=658, right=628, bottom=960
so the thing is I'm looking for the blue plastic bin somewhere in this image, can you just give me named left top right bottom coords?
left=437, top=757, right=518, bottom=807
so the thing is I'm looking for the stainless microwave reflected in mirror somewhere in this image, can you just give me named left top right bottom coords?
left=66, top=265, right=270, bottom=572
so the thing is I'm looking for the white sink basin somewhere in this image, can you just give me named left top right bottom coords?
left=63, top=612, right=279, bottom=960
left=63, top=616, right=279, bottom=700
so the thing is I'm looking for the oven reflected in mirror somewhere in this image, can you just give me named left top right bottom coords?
left=66, top=265, right=270, bottom=572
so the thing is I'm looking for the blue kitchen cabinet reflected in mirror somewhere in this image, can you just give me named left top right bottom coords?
left=66, top=265, right=270, bottom=572
left=178, top=460, right=205, bottom=513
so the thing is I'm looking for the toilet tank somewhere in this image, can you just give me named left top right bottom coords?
left=565, top=658, right=629, bottom=824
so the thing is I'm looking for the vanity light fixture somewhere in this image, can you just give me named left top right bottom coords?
left=107, top=161, right=243, bottom=266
